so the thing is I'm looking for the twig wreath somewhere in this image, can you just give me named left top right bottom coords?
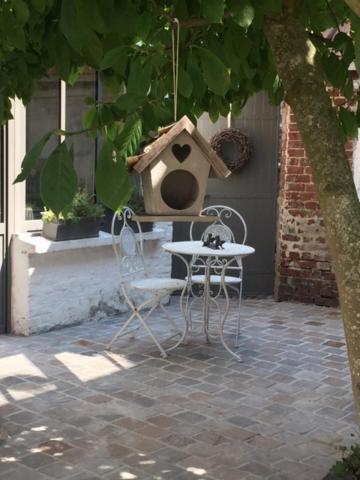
left=210, top=128, right=252, bottom=173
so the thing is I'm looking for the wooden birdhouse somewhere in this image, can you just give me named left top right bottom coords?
left=129, top=116, right=231, bottom=217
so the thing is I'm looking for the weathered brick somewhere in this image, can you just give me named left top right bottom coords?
left=275, top=102, right=354, bottom=306
left=286, top=165, right=304, bottom=174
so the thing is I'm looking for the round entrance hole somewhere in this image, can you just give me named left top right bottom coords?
left=160, top=170, right=199, bottom=211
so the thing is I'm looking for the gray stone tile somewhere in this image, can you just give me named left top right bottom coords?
left=0, top=299, right=358, bottom=480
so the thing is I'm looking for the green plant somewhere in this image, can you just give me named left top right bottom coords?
left=41, top=190, right=105, bottom=224
left=127, top=191, right=145, bottom=213
left=331, top=444, right=360, bottom=478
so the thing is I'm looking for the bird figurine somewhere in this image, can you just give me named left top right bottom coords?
left=203, top=233, right=225, bottom=250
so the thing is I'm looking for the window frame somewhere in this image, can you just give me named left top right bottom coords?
left=10, top=76, right=99, bottom=233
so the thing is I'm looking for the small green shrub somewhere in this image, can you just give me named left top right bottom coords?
left=127, top=192, right=145, bottom=213
left=331, top=444, right=360, bottom=478
left=41, top=190, right=105, bottom=224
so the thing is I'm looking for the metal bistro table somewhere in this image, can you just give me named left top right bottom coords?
left=162, top=240, right=255, bottom=360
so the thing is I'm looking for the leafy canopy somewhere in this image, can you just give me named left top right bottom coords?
left=1, top=0, right=358, bottom=212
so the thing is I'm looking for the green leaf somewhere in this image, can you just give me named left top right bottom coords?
left=197, top=48, right=230, bottom=96
left=141, top=103, right=158, bottom=132
left=178, top=66, right=193, bottom=98
left=232, top=98, right=247, bottom=117
left=76, top=0, right=105, bottom=34
left=208, top=97, right=219, bottom=123
left=231, top=2, right=255, bottom=29
left=14, top=131, right=53, bottom=183
left=355, top=31, right=360, bottom=77
left=98, top=105, right=114, bottom=126
left=85, top=96, right=96, bottom=106
left=100, top=46, right=128, bottom=72
left=81, top=31, right=103, bottom=68
left=60, top=0, right=84, bottom=53
left=187, top=52, right=206, bottom=102
left=40, top=142, right=78, bottom=215
left=0, top=10, right=26, bottom=50
left=116, top=93, right=145, bottom=113
left=114, top=115, right=142, bottom=157
left=339, top=108, right=358, bottom=139
left=323, top=53, right=347, bottom=89
left=95, top=140, right=132, bottom=211
left=136, top=12, right=154, bottom=40
left=127, top=57, right=152, bottom=97
left=0, top=94, right=13, bottom=126
left=50, top=33, right=71, bottom=81
left=31, top=0, right=47, bottom=13
left=303, top=0, right=343, bottom=32
left=201, top=0, right=225, bottom=23
left=343, top=77, right=354, bottom=100
left=82, top=107, right=98, bottom=129
left=12, top=0, right=30, bottom=26
left=67, top=68, right=81, bottom=86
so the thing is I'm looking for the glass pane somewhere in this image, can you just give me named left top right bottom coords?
left=0, top=128, right=3, bottom=223
left=26, top=75, right=59, bottom=220
left=66, top=71, right=96, bottom=192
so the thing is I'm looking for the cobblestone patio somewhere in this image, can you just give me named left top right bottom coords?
left=0, top=299, right=358, bottom=480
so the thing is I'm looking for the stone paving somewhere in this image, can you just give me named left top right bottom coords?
left=0, top=298, right=358, bottom=480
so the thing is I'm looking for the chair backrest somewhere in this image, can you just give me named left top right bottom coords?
left=189, top=205, right=247, bottom=244
left=111, top=207, right=146, bottom=280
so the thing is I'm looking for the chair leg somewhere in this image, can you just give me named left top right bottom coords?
left=130, top=324, right=141, bottom=339
left=159, top=303, right=181, bottom=333
left=107, top=301, right=159, bottom=353
left=235, top=281, right=243, bottom=348
left=106, top=310, right=137, bottom=350
left=184, top=290, right=191, bottom=334
left=135, top=311, right=168, bottom=358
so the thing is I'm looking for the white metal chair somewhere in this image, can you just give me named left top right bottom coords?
left=107, top=207, right=188, bottom=357
left=188, top=205, right=247, bottom=346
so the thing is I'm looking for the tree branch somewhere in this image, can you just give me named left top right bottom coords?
left=344, top=0, right=360, bottom=17
left=176, top=13, right=231, bottom=29
left=177, top=18, right=213, bottom=28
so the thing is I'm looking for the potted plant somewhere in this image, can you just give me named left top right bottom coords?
left=42, top=190, right=105, bottom=241
left=127, top=192, right=153, bottom=233
left=102, top=191, right=153, bottom=234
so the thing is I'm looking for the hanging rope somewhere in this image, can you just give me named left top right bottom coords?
left=172, top=18, right=180, bottom=122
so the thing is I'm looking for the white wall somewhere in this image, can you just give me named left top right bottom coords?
left=11, top=226, right=172, bottom=335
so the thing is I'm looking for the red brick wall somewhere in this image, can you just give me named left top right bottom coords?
left=275, top=103, right=354, bottom=307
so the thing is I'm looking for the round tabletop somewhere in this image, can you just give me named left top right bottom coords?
left=162, top=241, right=255, bottom=258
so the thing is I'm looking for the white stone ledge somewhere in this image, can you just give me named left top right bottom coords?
left=11, top=223, right=173, bottom=335
left=17, top=227, right=168, bottom=255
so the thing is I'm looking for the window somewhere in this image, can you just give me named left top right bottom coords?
left=25, top=72, right=98, bottom=220
left=0, top=128, right=4, bottom=224
left=66, top=71, right=97, bottom=192
left=26, top=74, right=60, bottom=220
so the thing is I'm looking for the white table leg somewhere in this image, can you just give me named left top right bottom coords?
left=203, top=263, right=211, bottom=344
left=219, top=264, right=243, bottom=362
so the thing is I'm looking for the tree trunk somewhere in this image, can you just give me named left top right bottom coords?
left=264, top=1, right=360, bottom=418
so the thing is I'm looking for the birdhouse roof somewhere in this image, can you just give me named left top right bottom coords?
left=129, top=115, right=231, bottom=178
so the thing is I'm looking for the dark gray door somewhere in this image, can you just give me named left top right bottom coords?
left=172, top=92, right=279, bottom=296
left=0, top=128, right=7, bottom=333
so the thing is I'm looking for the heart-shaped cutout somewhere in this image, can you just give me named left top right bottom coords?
left=172, top=143, right=191, bottom=163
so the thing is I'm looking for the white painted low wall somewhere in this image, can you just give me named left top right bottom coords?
left=11, top=225, right=172, bottom=335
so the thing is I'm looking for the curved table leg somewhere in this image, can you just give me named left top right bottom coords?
left=203, top=264, right=211, bottom=344
left=219, top=264, right=243, bottom=362
left=164, top=251, right=191, bottom=350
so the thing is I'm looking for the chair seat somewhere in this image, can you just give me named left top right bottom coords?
left=130, top=277, right=187, bottom=291
left=188, top=274, right=242, bottom=285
